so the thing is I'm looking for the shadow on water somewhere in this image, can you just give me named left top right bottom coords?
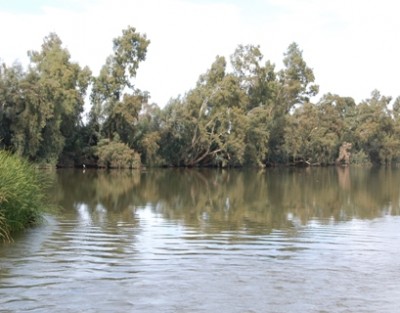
left=51, top=167, right=400, bottom=234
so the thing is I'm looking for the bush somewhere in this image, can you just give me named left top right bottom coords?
left=0, top=150, right=48, bottom=241
left=96, top=138, right=141, bottom=169
left=350, top=149, right=372, bottom=166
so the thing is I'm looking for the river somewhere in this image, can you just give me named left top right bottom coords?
left=1, top=167, right=400, bottom=312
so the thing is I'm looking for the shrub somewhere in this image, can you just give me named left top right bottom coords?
left=96, top=138, right=141, bottom=169
left=0, top=150, right=48, bottom=241
left=350, top=149, right=372, bottom=166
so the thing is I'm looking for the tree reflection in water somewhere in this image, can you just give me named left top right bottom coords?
left=53, top=167, right=400, bottom=234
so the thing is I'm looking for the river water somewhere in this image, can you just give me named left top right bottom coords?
left=1, top=167, right=400, bottom=312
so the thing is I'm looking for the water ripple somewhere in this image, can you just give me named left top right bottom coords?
left=1, top=211, right=400, bottom=312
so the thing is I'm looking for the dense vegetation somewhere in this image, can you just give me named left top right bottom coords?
left=1, top=26, right=400, bottom=168
left=0, top=151, right=48, bottom=241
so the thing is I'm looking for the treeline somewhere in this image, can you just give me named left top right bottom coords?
left=1, top=26, right=400, bottom=168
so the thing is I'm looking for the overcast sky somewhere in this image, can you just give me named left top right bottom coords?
left=1, top=0, right=399, bottom=107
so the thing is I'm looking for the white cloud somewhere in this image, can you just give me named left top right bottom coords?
left=1, top=0, right=399, bottom=107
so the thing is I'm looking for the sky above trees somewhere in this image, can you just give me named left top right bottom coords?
left=0, top=0, right=399, bottom=107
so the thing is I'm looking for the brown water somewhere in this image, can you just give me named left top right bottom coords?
left=1, top=167, right=400, bottom=312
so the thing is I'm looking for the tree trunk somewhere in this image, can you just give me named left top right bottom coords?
left=336, top=142, right=352, bottom=165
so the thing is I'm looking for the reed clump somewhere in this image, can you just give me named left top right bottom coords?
left=0, top=150, right=48, bottom=241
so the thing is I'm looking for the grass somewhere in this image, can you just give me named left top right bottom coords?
left=0, top=150, right=48, bottom=241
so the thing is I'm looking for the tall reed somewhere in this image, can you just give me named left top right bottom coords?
left=0, top=150, right=48, bottom=241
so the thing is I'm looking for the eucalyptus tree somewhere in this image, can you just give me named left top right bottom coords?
left=89, top=26, right=150, bottom=167
left=29, top=33, right=91, bottom=164
left=231, top=44, right=277, bottom=110
left=159, top=56, right=248, bottom=167
left=278, top=42, right=319, bottom=110
left=157, top=97, right=196, bottom=166
left=0, top=62, right=60, bottom=161
left=0, top=34, right=91, bottom=164
left=244, top=106, right=272, bottom=166
left=353, top=90, right=397, bottom=164
left=318, top=93, right=357, bottom=141
left=158, top=43, right=320, bottom=167
left=267, top=42, right=320, bottom=163
left=283, top=93, right=359, bottom=165
left=392, top=96, right=400, bottom=119
left=0, top=62, right=25, bottom=150
left=231, top=45, right=277, bottom=166
left=6, top=67, right=49, bottom=160
left=188, top=56, right=248, bottom=167
left=286, top=102, right=342, bottom=165
left=390, top=96, right=400, bottom=164
left=133, top=102, right=162, bottom=165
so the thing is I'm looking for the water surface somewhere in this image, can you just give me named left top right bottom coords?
left=1, top=167, right=400, bottom=312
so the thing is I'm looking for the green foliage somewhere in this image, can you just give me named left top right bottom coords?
left=89, top=26, right=150, bottom=167
left=2, top=26, right=400, bottom=168
left=0, top=33, right=91, bottom=165
left=0, top=150, right=48, bottom=241
left=231, top=44, right=277, bottom=110
left=244, top=106, right=271, bottom=167
left=157, top=98, right=192, bottom=166
left=113, top=26, right=150, bottom=88
left=133, top=102, right=162, bottom=165
left=96, top=137, right=141, bottom=169
left=350, top=149, right=371, bottom=166
left=29, top=33, right=91, bottom=164
left=352, top=90, right=395, bottom=164
left=158, top=56, right=250, bottom=167
left=279, top=42, right=319, bottom=108
left=284, top=100, right=343, bottom=165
